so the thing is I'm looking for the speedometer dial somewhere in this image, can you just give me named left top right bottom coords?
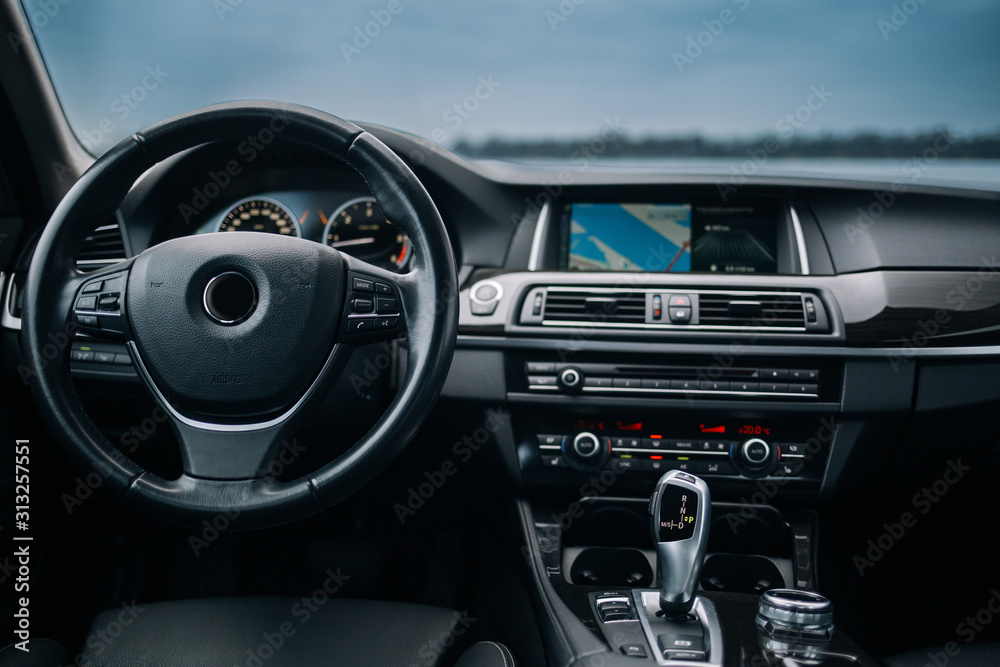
left=324, top=197, right=411, bottom=271
left=219, top=198, right=300, bottom=236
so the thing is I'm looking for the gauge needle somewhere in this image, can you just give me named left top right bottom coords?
left=329, top=237, right=376, bottom=248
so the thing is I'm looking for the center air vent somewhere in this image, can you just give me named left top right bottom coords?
left=519, top=286, right=831, bottom=334
left=77, top=218, right=127, bottom=272
left=543, top=290, right=646, bottom=324
left=698, top=293, right=805, bottom=328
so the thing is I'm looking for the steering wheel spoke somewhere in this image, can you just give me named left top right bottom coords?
left=338, top=254, right=414, bottom=346
left=71, top=260, right=134, bottom=341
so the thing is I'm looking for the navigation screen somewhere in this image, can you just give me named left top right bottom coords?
left=561, top=203, right=777, bottom=274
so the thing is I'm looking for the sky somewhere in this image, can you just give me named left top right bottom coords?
left=20, top=0, right=1000, bottom=156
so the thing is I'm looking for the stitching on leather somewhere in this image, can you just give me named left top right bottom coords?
left=478, top=641, right=510, bottom=667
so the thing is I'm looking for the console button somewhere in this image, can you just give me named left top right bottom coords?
left=731, top=381, right=759, bottom=392
left=70, top=350, right=94, bottom=362
left=701, top=440, right=728, bottom=452
left=375, top=297, right=398, bottom=314
left=610, top=458, right=637, bottom=471
left=76, top=296, right=97, bottom=310
left=94, top=351, right=116, bottom=364
left=346, top=318, right=372, bottom=333
left=759, top=382, right=788, bottom=393
left=76, top=314, right=99, bottom=327
left=647, top=459, right=667, bottom=472
left=674, top=460, right=695, bottom=472
left=101, top=276, right=123, bottom=293
left=526, top=362, right=556, bottom=374
left=699, top=460, right=737, bottom=476
left=641, top=378, right=670, bottom=390
left=781, top=443, right=804, bottom=455
left=621, top=644, right=647, bottom=658
left=82, top=281, right=103, bottom=294
left=658, top=633, right=705, bottom=661
left=671, top=379, right=697, bottom=391
left=351, top=298, right=374, bottom=313
left=760, top=368, right=789, bottom=380
left=613, top=378, right=642, bottom=389
left=541, top=455, right=566, bottom=468
left=790, top=369, right=820, bottom=381
left=113, top=353, right=131, bottom=365
left=375, top=317, right=398, bottom=330
left=743, top=440, right=770, bottom=464
left=645, top=437, right=665, bottom=449
left=352, top=276, right=374, bottom=292
left=777, top=461, right=804, bottom=476
left=537, top=434, right=565, bottom=447
left=671, top=440, right=696, bottom=450
left=527, top=375, right=557, bottom=386
left=584, top=377, right=613, bottom=388
left=652, top=294, right=662, bottom=320
left=375, top=282, right=393, bottom=295
left=668, top=307, right=691, bottom=323
left=668, top=294, right=691, bottom=308
left=789, top=383, right=819, bottom=395
left=699, top=380, right=728, bottom=391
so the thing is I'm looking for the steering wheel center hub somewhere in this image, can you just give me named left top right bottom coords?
left=203, top=271, right=257, bottom=325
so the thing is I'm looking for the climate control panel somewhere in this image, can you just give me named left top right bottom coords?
left=521, top=416, right=827, bottom=495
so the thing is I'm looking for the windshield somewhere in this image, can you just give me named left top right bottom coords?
left=20, top=0, right=1000, bottom=187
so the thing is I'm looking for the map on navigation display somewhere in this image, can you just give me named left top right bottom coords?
left=567, top=203, right=692, bottom=272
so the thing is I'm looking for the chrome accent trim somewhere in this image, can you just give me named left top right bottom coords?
left=789, top=203, right=810, bottom=276
left=538, top=444, right=562, bottom=450
left=202, top=271, right=258, bottom=325
left=633, top=592, right=723, bottom=667
left=126, top=340, right=342, bottom=433
left=543, top=319, right=806, bottom=332
left=527, top=201, right=550, bottom=271
left=469, top=279, right=504, bottom=305
left=613, top=448, right=728, bottom=456
left=579, top=386, right=818, bottom=398
left=527, top=385, right=560, bottom=391
left=457, top=334, right=1000, bottom=359
left=2, top=271, right=21, bottom=331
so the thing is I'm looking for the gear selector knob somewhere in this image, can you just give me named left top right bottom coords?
left=649, top=470, right=711, bottom=616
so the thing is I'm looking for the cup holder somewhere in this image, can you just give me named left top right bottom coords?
left=700, top=553, right=786, bottom=594
left=566, top=547, right=654, bottom=587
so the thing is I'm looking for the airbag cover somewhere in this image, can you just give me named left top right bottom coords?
left=127, top=232, right=344, bottom=419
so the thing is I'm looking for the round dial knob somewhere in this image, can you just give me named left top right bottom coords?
left=755, top=589, right=834, bottom=644
left=558, top=367, right=583, bottom=391
left=572, top=432, right=601, bottom=458
left=742, top=438, right=771, bottom=465
left=562, top=432, right=608, bottom=471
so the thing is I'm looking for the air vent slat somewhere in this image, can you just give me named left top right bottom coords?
left=77, top=220, right=126, bottom=271
left=543, top=291, right=646, bottom=324
left=699, top=293, right=804, bottom=328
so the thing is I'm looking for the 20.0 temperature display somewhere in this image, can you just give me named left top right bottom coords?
left=738, top=424, right=771, bottom=436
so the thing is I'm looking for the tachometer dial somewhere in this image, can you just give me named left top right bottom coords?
left=324, top=197, right=411, bottom=271
left=218, top=198, right=300, bottom=236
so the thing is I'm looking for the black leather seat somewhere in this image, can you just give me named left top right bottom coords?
left=883, top=643, right=1000, bottom=667
left=0, top=639, right=71, bottom=666
left=0, top=597, right=516, bottom=667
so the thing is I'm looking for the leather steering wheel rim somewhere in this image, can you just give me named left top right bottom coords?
left=21, top=102, right=458, bottom=529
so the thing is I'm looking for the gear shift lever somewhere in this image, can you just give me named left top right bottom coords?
left=649, top=470, right=711, bottom=617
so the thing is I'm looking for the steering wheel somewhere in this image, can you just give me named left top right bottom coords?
left=21, top=102, right=458, bottom=529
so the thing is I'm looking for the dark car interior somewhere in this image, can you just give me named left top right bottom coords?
left=2, top=1, right=1000, bottom=666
